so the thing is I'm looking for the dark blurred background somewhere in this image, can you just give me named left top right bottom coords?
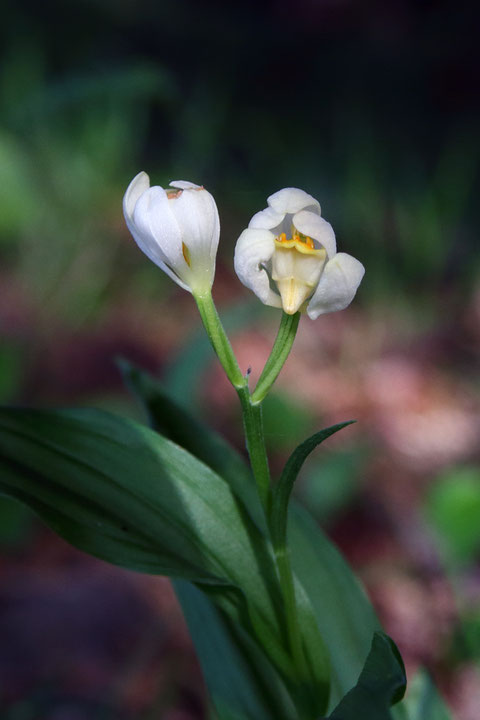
left=0, top=1, right=479, bottom=718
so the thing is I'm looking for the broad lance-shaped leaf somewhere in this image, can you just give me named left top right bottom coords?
left=0, top=406, right=304, bottom=710
left=120, top=365, right=323, bottom=715
left=118, top=357, right=266, bottom=533
left=174, top=579, right=298, bottom=720
left=287, top=503, right=382, bottom=712
left=121, top=361, right=332, bottom=714
left=120, top=362, right=388, bottom=712
left=323, top=631, right=406, bottom=719
left=0, top=408, right=235, bottom=582
left=270, top=422, right=355, bottom=555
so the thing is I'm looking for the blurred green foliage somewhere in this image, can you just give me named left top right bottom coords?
left=262, top=392, right=315, bottom=452
left=298, top=447, right=365, bottom=526
left=426, top=466, right=480, bottom=566
left=457, top=611, right=480, bottom=663
left=0, top=44, right=172, bottom=323
left=0, top=346, right=25, bottom=402
left=0, top=0, right=478, bottom=330
left=424, top=466, right=480, bottom=672
left=403, top=670, right=452, bottom=720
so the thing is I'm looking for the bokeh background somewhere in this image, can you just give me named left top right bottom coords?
left=1, top=1, right=479, bottom=718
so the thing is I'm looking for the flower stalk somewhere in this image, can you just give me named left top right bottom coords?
left=194, top=292, right=245, bottom=390
left=194, top=292, right=273, bottom=516
left=252, top=311, right=300, bottom=404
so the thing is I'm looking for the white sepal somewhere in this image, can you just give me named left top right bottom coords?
left=306, top=253, right=365, bottom=319
left=234, top=228, right=282, bottom=308
left=293, top=210, right=337, bottom=259
left=267, top=187, right=320, bottom=215
left=123, top=171, right=150, bottom=223
left=248, top=206, right=285, bottom=231
left=170, top=180, right=202, bottom=190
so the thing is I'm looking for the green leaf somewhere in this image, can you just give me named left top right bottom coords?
left=0, top=408, right=231, bottom=581
left=174, top=580, right=297, bottom=720
left=287, top=503, right=381, bottom=709
left=402, top=669, right=452, bottom=720
left=0, top=409, right=285, bottom=637
left=119, top=364, right=383, bottom=711
left=324, top=632, right=406, bottom=719
left=118, top=358, right=266, bottom=533
left=121, top=362, right=332, bottom=714
left=0, top=406, right=319, bottom=717
left=270, top=422, right=355, bottom=553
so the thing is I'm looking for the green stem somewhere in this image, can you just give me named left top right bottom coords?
left=274, top=544, right=309, bottom=681
left=239, top=384, right=309, bottom=696
left=237, top=386, right=271, bottom=514
left=194, top=291, right=245, bottom=389
left=194, top=291, right=271, bottom=513
left=251, top=312, right=300, bottom=404
left=195, top=293, right=309, bottom=699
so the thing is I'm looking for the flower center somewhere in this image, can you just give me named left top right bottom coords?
left=272, top=230, right=326, bottom=315
left=275, top=231, right=317, bottom=254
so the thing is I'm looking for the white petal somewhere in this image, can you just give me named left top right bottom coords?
left=170, top=180, right=202, bottom=190
left=234, top=228, right=282, bottom=308
left=293, top=210, right=337, bottom=259
left=170, top=187, right=220, bottom=291
left=128, top=211, right=190, bottom=291
left=123, top=171, right=150, bottom=223
left=171, top=188, right=219, bottom=254
left=306, top=253, right=365, bottom=319
left=267, top=188, right=320, bottom=216
left=248, top=206, right=285, bottom=230
left=123, top=174, right=191, bottom=291
left=132, top=186, right=185, bottom=273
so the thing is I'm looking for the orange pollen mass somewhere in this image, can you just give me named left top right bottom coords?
left=182, top=242, right=191, bottom=267
left=277, top=231, right=315, bottom=250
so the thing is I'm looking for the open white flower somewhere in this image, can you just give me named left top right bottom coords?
left=234, top=188, right=365, bottom=319
left=123, top=172, right=220, bottom=295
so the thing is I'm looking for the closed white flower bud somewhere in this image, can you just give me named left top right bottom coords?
left=123, top=172, right=220, bottom=295
left=234, top=188, right=365, bottom=318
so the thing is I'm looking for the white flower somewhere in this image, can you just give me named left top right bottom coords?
left=123, top=172, right=220, bottom=295
left=234, top=188, right=365, bottom=319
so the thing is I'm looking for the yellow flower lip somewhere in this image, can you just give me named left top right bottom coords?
left=271, top=231, right=327, bottom=314
left=274, top=231, right=323, bottom=256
